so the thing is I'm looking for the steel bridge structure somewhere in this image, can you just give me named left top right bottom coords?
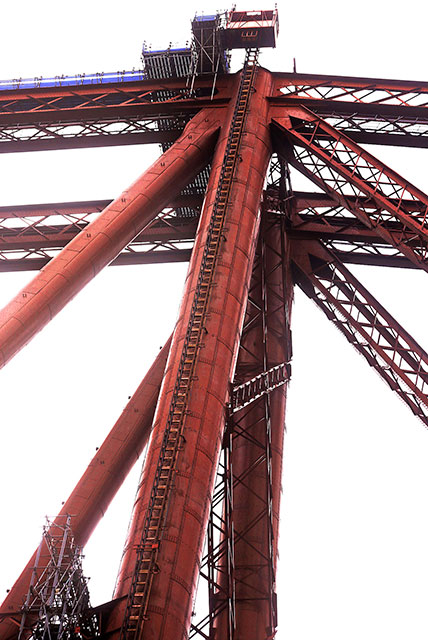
left=1, top=10, right=428, bottom=640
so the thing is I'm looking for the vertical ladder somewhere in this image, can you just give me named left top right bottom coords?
left=120, top=48, right=259, bottom=640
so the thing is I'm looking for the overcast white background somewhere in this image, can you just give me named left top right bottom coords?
left=1, top=1, right=428, bottom=638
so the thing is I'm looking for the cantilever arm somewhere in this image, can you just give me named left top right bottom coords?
left=0, top=335, right=172, bottom=639
left=0, top=108, right=222, bottom=369
left=292, top=239, right=428, bottom=426
left=272, top=110, right=428, bottom=272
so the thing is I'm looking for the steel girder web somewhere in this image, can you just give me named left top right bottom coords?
left=280, top=192, right=417, bottom=269
left=189, top=213, right=292, bottom=640
left=271, top=108, right=428, bottom=272
left=271, top=73, right=428, bottom=148
left=0, top=203, right=200, bottom=272
left=0, top=107, right=222, bottom=369
left=0, top=194, right=203, bottom=273
left=105, top=60, right=274, bottom=640
left=0, top=338, right=172, bottom=640
left=291, top=239, right=428, bottom=426
left=0, top=75, right=231, bottom=153
left=272, top=72, right=428, bottom=109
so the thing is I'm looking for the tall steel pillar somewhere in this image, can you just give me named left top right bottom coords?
left=106, top=58, right=274, bottom=640
left=211, top=212, right=292, bottom=639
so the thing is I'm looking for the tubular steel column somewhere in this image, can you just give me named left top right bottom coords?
left=0, top=109, right=221, bottom=369
left=0, top=339, right=171, bottom=640
left=106, top=61, right=274, bottom=640
left=214, top=213, right=293, bottom=639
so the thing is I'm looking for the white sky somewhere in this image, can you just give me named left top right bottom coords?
left=1, top=1, right=428, bottom=639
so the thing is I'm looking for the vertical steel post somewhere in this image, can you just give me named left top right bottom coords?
left=214, top=214, right=293, bottom=639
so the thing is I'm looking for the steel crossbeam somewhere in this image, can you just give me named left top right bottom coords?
left=6, top=71, right=428, bottom=152
left=2, top=190, right=420, bottom=273
left=272, top=72, right=428, bottom=108
left=0, top=76, right=231, bottom=152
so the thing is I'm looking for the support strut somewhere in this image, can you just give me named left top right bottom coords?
left=0, top=109, right=221, bottom=368
left=106, top=55, right=274, bottom=640
left=292, top=240, right=428, bottom=424
left=0, top=338, right=171, bottom=640
left=214, top=214, right=293, bottom=640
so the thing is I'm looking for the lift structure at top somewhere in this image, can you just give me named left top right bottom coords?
left=1, top=5, right=428, bottom=640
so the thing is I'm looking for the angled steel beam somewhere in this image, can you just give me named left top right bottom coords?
left=292, top=239, right=428, bottom=425
left=0, top=196, right=201, bottom=220
left=270, top=97, right=428, bottom=148
left=0, top=108, right=222, bottom=368
left=0, top=213, right=199, bottom=272
left=0, top=337, right=171, bottom=640
left=272, top=109, right=428, bottom=271
left=0, top=197, right=202, bottom=272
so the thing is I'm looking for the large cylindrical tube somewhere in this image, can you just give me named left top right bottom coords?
left=106, top=68, right=274, bottom=640
left=0, top=338, right=171, bottom=640
left=0, top=110, right=221, bottom=368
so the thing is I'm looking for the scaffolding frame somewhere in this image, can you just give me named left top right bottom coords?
left=19, top=516, right=98, bottom=640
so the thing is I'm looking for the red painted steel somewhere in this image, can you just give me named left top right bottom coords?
left=1, top=190, right=426, bottom=274
left=106, top=67, right=274, bottom=640
left=0, top=338, right=171, bottom=640
left=4, top=52, right=428, bottom=640
left=6, top=70, right=428, bottom=153
left=272, top=71, right=428, bottom=105
left=0, top=108, right=221, bottom=369
left=0, top=197, right=201, bottom=273
left=214, top=216, right=292, bottom=639
left=292, top=240, right=428, bottom=423
left=272, top=110, right=428, bottom=271
left=0, top=76, right=231, bottom=153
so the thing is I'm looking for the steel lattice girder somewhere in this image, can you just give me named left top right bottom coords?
left=5, top=72, right=428, bottom=151
left=0, top=190, right=425, bottom=273
left=291, top=239, right=428, bottom=425
left=271, top=109, right=428, bottom=271
left=2, top=62, right=428, bottom=640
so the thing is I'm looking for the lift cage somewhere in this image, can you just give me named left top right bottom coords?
left=222, top=9, right=279, bottom=49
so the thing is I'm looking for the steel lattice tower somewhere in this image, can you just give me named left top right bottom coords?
left=1, top=7, right=428, bottom=640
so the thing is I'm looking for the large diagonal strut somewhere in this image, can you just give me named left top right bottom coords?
left=0, top=108, right=221, bottom=368
left=272, top=108, right=428, bottom=271
left=0, top=338, right=172, bottom=640
left=292, top=240, right=428, bottom=425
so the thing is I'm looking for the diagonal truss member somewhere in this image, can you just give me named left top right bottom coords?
left=292, top=240, right=428, bottom=425
left=272, top=109, right=428, bottom=271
